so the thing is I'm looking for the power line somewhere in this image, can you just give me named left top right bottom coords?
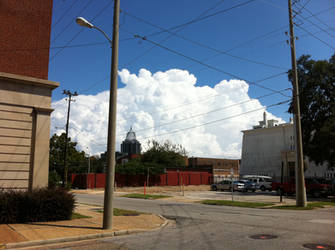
left=52, top=0, right=79, bottom=29
left=265, top=17, right=335, bottom=49
left=294, top=0, right=311, bottom=16
left=80, top=75, right=110, bottom=94
left=226, top=4, right=335, bottom=53
left=74, top=69, right=288, bottom=127
left=294, top=13, right=335, bottom=39
left=0, top=42, right=107, bottom=52
left=134, top=35, right=289, bottom=97
left=84, top=99, right=291, bottom=147
left=136, top=99, right=290, bottom=140
left=121, top=0, right=226, bottom=67
left=294, top=23, right=335, bottom=49
left=124, top=88, right=291, bottom=135
left=123, top=10, right=287, bottom=70
left=51, top=0, right=94, bottom=43
left=297, top=4, right=335, bottom=33
left=126, top=71, right=288, bottom=119
left=144, top=0, right=256, bottom=38
left=49, top=1, right=113, bottom=62
left=0, top=37, right=135, bottom=53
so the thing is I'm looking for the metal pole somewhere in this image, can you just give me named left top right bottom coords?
left=103, top=0, right=120, bottom=229
left=147, top=167, right=150, bottom=187
left=231, top=168, right=234, bottom=202
left=280, top=161, right=284, bottom=203
left=288, top=0, right=307, bottom=207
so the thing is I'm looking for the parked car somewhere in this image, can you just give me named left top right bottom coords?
left=271, top=178, right=331, bottom=197
left=211, top=180, right=254, bottom=192
left=242, top=175, right=273, bottom=191
left=211, top=180, right=233, bottom=191
left=239, top=180, right=256, bottom=192
left=232, top=181, right=246, bottom=192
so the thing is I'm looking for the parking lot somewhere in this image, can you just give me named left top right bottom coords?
left=175, top=190, right=297, bottom=204
left=80, top=185, right=333, bottom=205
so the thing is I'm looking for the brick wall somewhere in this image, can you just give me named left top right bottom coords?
left=0, top=0, right=53, bottom=79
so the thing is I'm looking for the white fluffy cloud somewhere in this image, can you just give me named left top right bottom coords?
left=51, top=68, right=283, bottom=158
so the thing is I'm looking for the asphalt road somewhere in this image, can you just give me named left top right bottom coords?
left=72, top=193, right=335, bottom=250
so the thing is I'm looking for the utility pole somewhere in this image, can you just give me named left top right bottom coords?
left=103, top=0, right=120, bottom=230
left=288, top=0, right=307, bottom=207
left=63, top=90, right=78, bottom=187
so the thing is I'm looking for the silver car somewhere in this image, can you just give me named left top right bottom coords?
left=211, top=180, right=246, bottom=192
left=232, top=181, right=246, bottom=192
left=211, top=180, right=233, bottom=191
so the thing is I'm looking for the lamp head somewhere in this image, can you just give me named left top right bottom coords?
left=76, top=17, right=94, bottom=28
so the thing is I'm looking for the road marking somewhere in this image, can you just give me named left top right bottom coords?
left=308, top=219, right=335, bottom=224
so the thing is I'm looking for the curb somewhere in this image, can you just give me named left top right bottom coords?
left=4, top=215, right=168, bottom=249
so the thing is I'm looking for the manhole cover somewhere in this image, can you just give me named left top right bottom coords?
left=249, top=234, right=278, bottom=240
left=303, top=243, right=335, bottom=250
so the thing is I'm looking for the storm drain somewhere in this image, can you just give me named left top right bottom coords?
left=303, top=243, right=335, bottom=250
left=249, top=234, right=278, bottom=240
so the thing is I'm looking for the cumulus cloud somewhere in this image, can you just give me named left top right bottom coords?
left=51, top=68, right=284, bottom=158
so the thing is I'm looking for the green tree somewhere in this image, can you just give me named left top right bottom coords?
left=49, top=133, right=87, bottom=185
left=88, top=155, right=105, bottom=173
left=115, top=140, right=187, bottom=176
left=288, top=54, right=335, bottom=167
left=116, top=159, right=162, bottom=175
left=141, top=140, right=187, bottom=168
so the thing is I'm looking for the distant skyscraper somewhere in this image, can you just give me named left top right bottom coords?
left=121, top=127, right=141, bottom=155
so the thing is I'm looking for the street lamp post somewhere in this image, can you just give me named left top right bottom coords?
left=75, top=0, right=120, bottom=229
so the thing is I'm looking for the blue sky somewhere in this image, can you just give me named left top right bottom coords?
left=48, top=0, right=335, bottom=156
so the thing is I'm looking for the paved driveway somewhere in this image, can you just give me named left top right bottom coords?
left=73, top=193, right=335, bottom=250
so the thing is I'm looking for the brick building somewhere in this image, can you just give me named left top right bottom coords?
left=188, top=157, right=240, bottom=179
left=0, top=1, right=57, bottom=190
left=0, top=0, right=53, bottom=79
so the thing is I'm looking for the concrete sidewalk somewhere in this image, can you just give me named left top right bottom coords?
left=0, top=204, right=166, bottom=249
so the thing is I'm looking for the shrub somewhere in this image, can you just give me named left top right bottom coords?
left=0, top=187, right=75, bottom=224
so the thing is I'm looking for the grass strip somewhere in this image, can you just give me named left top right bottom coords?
left=201, top=200, right=272, bottom=208
left=96, top=208, right=144, bottom=216
left=122, top=193, right=171, bottom=200
left=271, top=201, right=335, bottom=210
left=71, top=213, right=92, bottom=219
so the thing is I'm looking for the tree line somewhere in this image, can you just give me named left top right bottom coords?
left=49, top=134, right=187, bottom=186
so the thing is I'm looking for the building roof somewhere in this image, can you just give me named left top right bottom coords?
left=242, top=122, right=292, bottom=133
left=242, top=112, right=293, bottom=133
left=125, top=127, right=137, bottom=141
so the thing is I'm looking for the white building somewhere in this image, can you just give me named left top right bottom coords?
left=240, top=112, right=334, bottom=181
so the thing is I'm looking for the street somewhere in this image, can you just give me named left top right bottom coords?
left=71, top=193, right=335, bottom=250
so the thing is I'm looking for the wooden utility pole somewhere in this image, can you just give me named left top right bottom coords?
left=288, top=0, right=307, bottom=207
left=63, top=90, right=77, bottom=187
